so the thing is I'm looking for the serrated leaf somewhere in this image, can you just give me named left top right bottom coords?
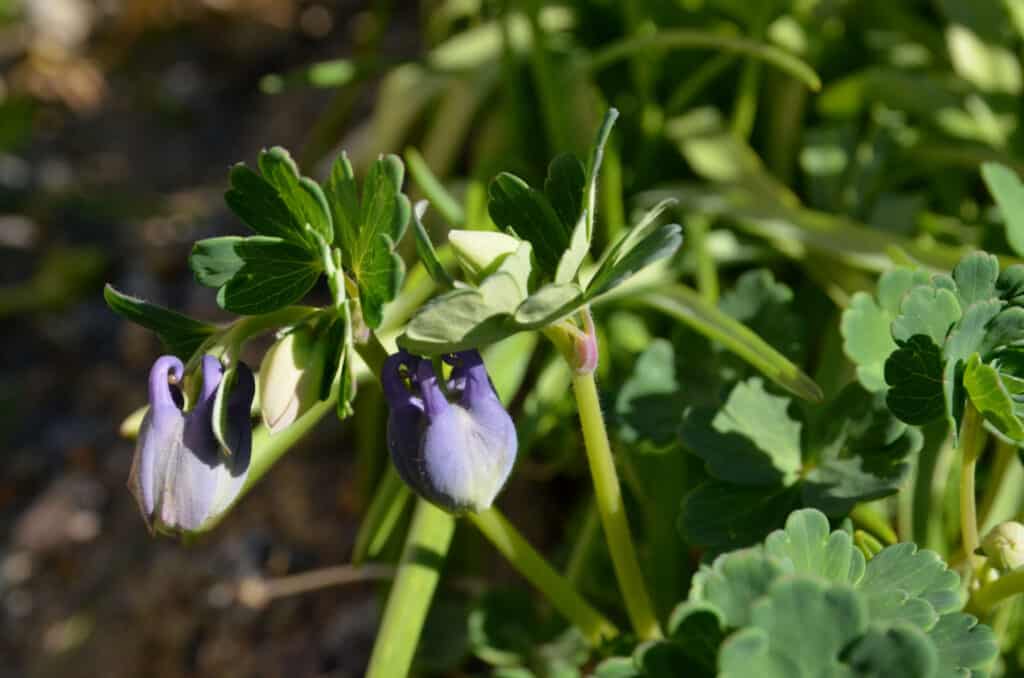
left=885, top=335, right=946, bottom=425
left=842, top=623, right=938, bottom=678
left=410, top=200, right=454, bottom=289
left=983, top=163, right=1024, bottom=257
left=858, top=543, right=961, bottom=625
left=681, top=378, right=802, bottom=485
left=719, top=578, right=868, bottom=678
left=680, top=481, right=801, bottom=553
left=103, top=284, right=217, bottom=359
left=763, top=509, right=866, bottom=585
left=928, top=613, right=998, bottom=678
left=688, top=546, right=789, bottom=628
left=891, top=286, right=962, bottom=346
left=488, top=172, right=568, bottom=276
left=325, top=152, right=361, bottom=261
left=257, top=147, right=333, bottom=245
left=189, top=236, right=321, bottom=315
left=964, top=352, right=1024, bottom=440
left=952, top=252, right=1001, bottom=308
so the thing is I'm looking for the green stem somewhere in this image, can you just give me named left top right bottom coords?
left=365, top=500, right=457, bottom=678
left=961, top=401, right=987, bottom=571
left=566, top=500, right=601, bottom=587
left=468, top=508, right=618, bottom=644
left=971, top=567, right=1024, bottom=615
left=687, top=215, right=719, bottom=305
left=353, top=466, right=412, bottom=565
left=731, top=59, right=762, bottom=139
left=980, top=439, right=1017, bottom=532
left=572, top=371, right=662, bottom=640
left=582, top=29, right=821, bottom=91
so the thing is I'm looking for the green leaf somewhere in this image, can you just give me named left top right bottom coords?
left=688, top=546, right=789, bottom=628
left=680, top=481, right=801, bottom=553
left=632, top=284, right=822, bottom=402
left=857, top=543, right=961, bottom=627
left=718, top=269, right=804, bottom=363
left=410, top=201, right=454, bottom=289
left=842, top=624, right=937, bottom=678
left=763, top=508, right=865, bottom=585
left=841, top=268, right=931, bottom=392
left=544, top=153, right=585, bottom=234
left=103, top=284, right=217, bottom=359
left=927, top=613, right=998, bottom=678
left=681, top=378, right=802, bottom=485
left=555, top=108, right=618, bottom=284
left=325, top=151, right=361, bottom=260
left=616, top=339, right=685, bottom=446
left=718, top=578, right=868, bottom=678
left=665, top=603, right=725, bottom=676
left=257, top=147, right=333, bottom=245
left=891, top=286, right=961, bottom=346
left=224, top=164, right=305, bottom=244
left=952, top=252, right=1001, bottom=308
left=354, top=155, right=412, bottom=328
left=594, top=658, right=641, bottom=678
left=964, top=352, right=1024, bottom=441
left=586, top=199, right=683, bottom=300
left=885, top=335, right=946, bottom=425
left=488, top=172, right=569, bottom=276
left=189, top=236, right=321, bottom=315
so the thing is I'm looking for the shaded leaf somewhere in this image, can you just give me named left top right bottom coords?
left=104, top=285, right=217, bottom=359
left=885, top=335, right=946, bottom=425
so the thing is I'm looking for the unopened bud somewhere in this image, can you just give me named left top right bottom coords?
left=982, top=521, right=1024, bottom=571
left=259, top=325, right=330, bottom=434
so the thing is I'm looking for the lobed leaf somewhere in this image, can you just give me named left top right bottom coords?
left=104, top=284, right=217, bottom=359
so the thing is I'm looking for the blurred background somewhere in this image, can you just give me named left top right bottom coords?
left=3, top=0, right=1024, bottom=675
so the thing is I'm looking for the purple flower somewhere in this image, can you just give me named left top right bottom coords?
left=383, top=349, right=518, bottom=513
left=128, top=354, right=255, bottom=534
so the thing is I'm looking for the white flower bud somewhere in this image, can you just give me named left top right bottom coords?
left=982, top=521, right=1024, bottom=571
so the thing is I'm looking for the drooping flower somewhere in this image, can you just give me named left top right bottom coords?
left=382, top=349, right=517, bottom=513
left=128, top=354, right=255, bottom=534
left=259, top=325, right=330, bottom=434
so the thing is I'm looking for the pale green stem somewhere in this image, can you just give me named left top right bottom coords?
left=468, top=508, right=618, bottom=644
left=566, top=500, right=601, bottom=587
left=353, top=466, right=412, bottom=565
left=980, top=439, right=1017, bottom=531
left=971, top=568, right=1024, bottom=615
left=572, top=371, right=662, bottom=640
left=961, top=401, right=987, bottom=573
left=365, top=500, right=457, bottom=678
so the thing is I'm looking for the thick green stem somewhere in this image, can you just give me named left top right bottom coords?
left=572, top=372, right=662, bottom=640
left=850, top=503, right=897, bottom=545
left=365, top=500, right=457, bottom=678
left=468, top=508, right=618, bottom=644
left=971, top=567, right=1024, bottom=615
left=960, top=401, right=987, bottom=572
left=980, top=439, right=1018, bottom=532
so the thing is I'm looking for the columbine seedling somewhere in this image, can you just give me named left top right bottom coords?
left=108, top=111, right=1021, bottom=677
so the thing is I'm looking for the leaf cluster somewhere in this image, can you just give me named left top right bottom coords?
left=596, top=510, right=997, bottom=678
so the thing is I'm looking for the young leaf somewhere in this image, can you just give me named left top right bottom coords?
left=224, top=164, right=305, bottom=244
left=104, top=284, right=217, bottom=359
left=190, top=236, right=321, bottom=314
left=488, top=171, right=568, bottom=276
left=963, top=352, right=1024, bottom=441
left=410, top=200, right=454, bottom=289
left=884, top=335, right=946, bottom=425
left=325, top=153, right=411, bottom=328
left=544, top=153, right=585, bottom=233
left=981, top=162, right=1024, bottom=257
left=257, top=147, right=333, bottom=245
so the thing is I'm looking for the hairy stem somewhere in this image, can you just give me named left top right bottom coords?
left=468, top=508, right=618, bottom=644
left=572, top=371, right=662, bottom=640
left=365, top=500, right=457, bottom=678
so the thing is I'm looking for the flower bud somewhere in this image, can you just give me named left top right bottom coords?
left=382, top=349, right=518, bottom=513
left=982, top=521, right=1024, bottom=571
left=128, top=354, right=255, bottom=534
left=259, top=325, right=330, bottom=434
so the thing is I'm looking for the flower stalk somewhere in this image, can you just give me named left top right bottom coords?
left=572, top=369, right=662, bottom=640
left=960, top=400, right=987, bottom=574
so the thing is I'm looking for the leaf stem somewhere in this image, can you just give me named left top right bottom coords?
left=365, top=500, right=457, bottom=678
left=849, top=503, right=897, bottom=545
left=467, top=508, right=618, bottom=644
left=960, top=400, right=987, bottom=573
left=971, top=567, right=1024, bottom=615
left=571, top=371, right=662, bottom=640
